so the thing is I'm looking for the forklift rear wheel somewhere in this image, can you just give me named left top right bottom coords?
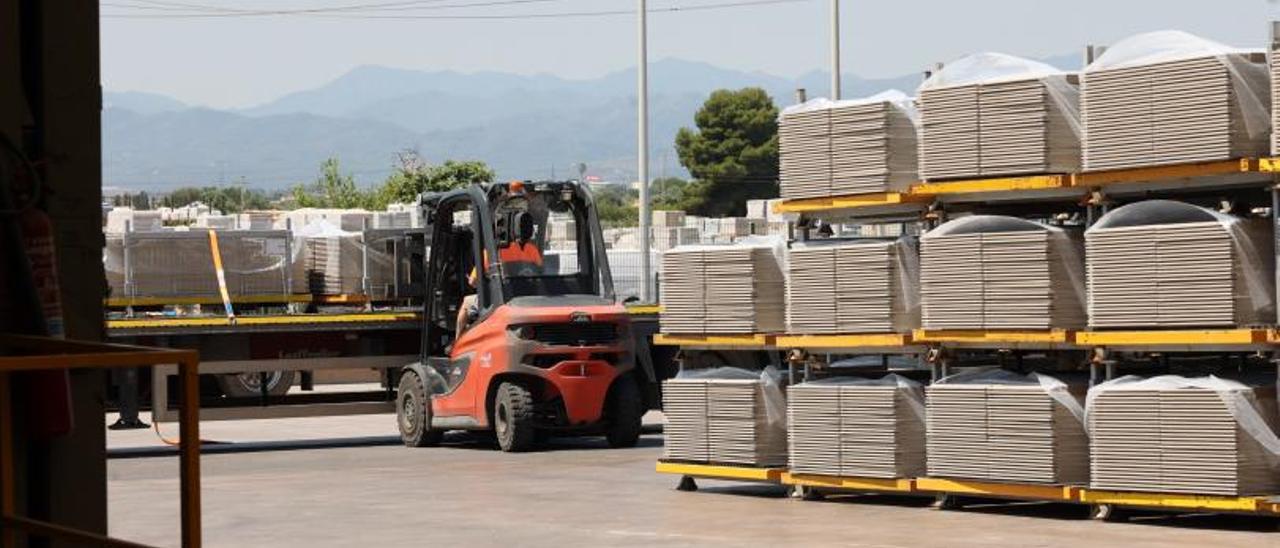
left=397, top=370, right=443, bottom=448
left=604, top=375, right=643, bottom=448
left=494, top=382, right=536, bottom=452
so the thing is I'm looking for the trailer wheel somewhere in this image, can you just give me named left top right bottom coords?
left=397, top=370, right=442, bottom=448
left=604, top=375, right=643, bottom=448
left=494, top=382, right=536, bottom=452
left=216, top=370, right=295, bottom=398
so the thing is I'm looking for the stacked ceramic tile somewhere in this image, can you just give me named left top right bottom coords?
left=829, top=98, right=919, bottom=194
left=927, top=372, right=1089, bottom=485
left=788, top=376, right=926, bottom=478
left=1089, top=377, right=1279, bottom=496
left=1273, top=45, right=1280, bottom=155
left=919, top=54, right=1080, bottom=181
left=780, top=93, right=919, bottom=200
left=921, top=216, right=1085, bottom=330
left=662, top=372, right=788, bottom=467
left=660, top=245, right=785, bottom=335
left=787, top=239, right=919, bottom=334
left=779, top=105, right=831, bottom=199
left=103, top=231, right=290, bottom=300
left=1087, top=200, right=1275, bottom=328
left=1083, top=31, right=1270, bottom=171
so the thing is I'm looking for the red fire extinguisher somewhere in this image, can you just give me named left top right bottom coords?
left=0, top=134, right=74, bottom=439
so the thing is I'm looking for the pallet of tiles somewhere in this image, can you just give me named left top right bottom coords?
left=659, top=245, right=785, bottom=335
left=1086, top=200, right=1275, bottom=328
left=927, top=370, right=1089, bottom=485
left=1083, top=30, right=1270, bottom=171
left=918, top=52, right=1080, bottom=181
left=920, top=216, right=1085, bottom=330
left=788, top=375, right=926, bottom=479
left=1089, top=375, right=1279, bottom=496
left=779, top=92, right=919, bottom=200
left=662, top=369, right=788, bottom=467
left=786, top=238, right=919, bottom=335
left=104, top=230, right=290, bottom=301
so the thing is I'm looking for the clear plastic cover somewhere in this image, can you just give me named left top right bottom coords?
left=104, top=230, right=290, bottom=300
left=936, top=368, right=1084, bottom=423
left=780, top=89, right=920, bottom=126
left=920, top=52, right=1081, bottom=138
left=924, top=215, right=1086, bottom=311
left=1088, top=200, right=1275, bottom=318
left=804, top=373, right=926, bottom=424
left=1085, top=30, right=1271, bottom=139
left=677, top=365, right=787, bottom=427
left=1086, top=375, right=1280, bottom=463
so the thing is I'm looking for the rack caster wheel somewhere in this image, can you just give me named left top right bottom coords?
left=676, top=476, right=698, bottom=492
left=932, top=494, right=960, bottom=510
left=1091, top=504, right=1128, bottom=522
left=791, top=486, right=824, bottom=501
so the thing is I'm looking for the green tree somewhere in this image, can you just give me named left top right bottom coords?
left=291, top=158, right=372, bottom=209
left=161, top=186, right=271, bottom=214
left=674, top=88, right=779, bottom=216
left=376, top=151, right=494, bottom=208
left=592, top=184, right=638, bottom=228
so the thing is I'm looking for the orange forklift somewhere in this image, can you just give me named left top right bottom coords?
left=396, top=180, right=643, bottom=452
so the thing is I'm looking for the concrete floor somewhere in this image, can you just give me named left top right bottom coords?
left=106, top=414, right=1276, bottom=547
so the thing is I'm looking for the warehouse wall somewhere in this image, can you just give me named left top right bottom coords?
left=1, top=0, right=108, bottom=544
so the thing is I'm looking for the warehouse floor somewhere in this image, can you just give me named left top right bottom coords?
left=107, top=414, right=1275, bottom=547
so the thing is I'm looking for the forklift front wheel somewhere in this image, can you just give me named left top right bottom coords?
left=397, top=370, right=443, bottom=448
left=494, top=382, right=536, bottom=452
left=605, top=375, right=644, bottom=448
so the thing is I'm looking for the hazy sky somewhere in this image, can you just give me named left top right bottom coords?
left=102, top=0, right=1277, bottom=109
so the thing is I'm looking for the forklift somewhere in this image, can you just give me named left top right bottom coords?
left=396, top=180, right=644, bottom=452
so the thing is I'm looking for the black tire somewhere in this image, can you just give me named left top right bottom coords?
left=605, top=375, right=643, bottom=448
left=397, top=370, right=442, bottom=448
left=216, top=370, right=296, bottom=398
left=494, top=382, right=536, bottom=452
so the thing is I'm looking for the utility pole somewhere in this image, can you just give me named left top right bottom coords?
left=637, top=0, right=653, bottom=302
left=830, top=0, right=841, bottom=100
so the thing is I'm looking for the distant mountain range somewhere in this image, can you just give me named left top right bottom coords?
left=103, top=55, right=1079, bottom=191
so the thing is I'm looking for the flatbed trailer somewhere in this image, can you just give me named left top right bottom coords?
left=105, top=305, right=674, bottom=423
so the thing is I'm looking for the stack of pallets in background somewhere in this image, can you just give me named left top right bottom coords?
left=786, top=239, right=918, bottom=334
left=1082, top=31, right=1270, bottom=171
left=1089, top=379, right=1279, bottom=496
left=1086, top=200, right=1275, bottom=328
left=789, top=377, right=926, bottom=478
left=920, top=216, right=1085, bottom=330
left=779, top=104, right=832, bottom=200
left=662, top=375, right=788, bottom=467
left=927, top=373, right=1089, bottom=485
left=919, top=53, right=1080, bottom=180
left=660, top=246, right=785, bottom=335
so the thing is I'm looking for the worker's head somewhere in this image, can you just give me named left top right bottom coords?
left=513, top=211, right=535, bottom=244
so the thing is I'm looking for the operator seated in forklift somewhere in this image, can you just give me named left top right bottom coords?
left=457, top=208, right=544, bottom=336
left=398, top=180, right=644, bottom=452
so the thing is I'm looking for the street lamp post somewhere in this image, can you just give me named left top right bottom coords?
left=637, top=0, right=652, bottom=302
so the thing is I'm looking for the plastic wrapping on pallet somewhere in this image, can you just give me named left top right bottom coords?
left=104, top=229, right=290, bottom=301
left=920, top=215, right=1085, bottom=330
left=1086, top=375, right=1280, bottom=495
left=662, top=366, right=788, bottom=466
left=779, top=90, right=920, bottom=199
left=918, top=53, right=1081, bottom=180
left=786, top=236, right=920, bottom=335
left=290, top=220, right=413, bottom=298
left=1086, top=200, right=1275, bottom=328
left=927, top=369, right=1089, bottom=485
left=1082, top=30, right=1271, bottom=170
left=788, top=374, right=926, bottom=478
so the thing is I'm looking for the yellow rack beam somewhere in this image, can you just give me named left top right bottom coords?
left=912, top=329, right=1075, bottom=345
left=911, top=174, right=1071, bottom=195
left=772, top=192, right=928, bottom=214
left=1075, top=157, right=1262, bottom=187
left=781, top=473, right=916, bottom=493
left=1077, top=328, right=1280, bottom=346
left=916, top=477, right=1080, bottom=502
left=625, top=304, right=662, bottom=315
left=1080, top=489, right=1280, bottom=515
left=775, top=332, right=913, bottom=349
left=652, top=333, right=775, bottom=348
left=655, top=461, right=785, bottom=483
left=107, top=312, right=420, bottom=330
